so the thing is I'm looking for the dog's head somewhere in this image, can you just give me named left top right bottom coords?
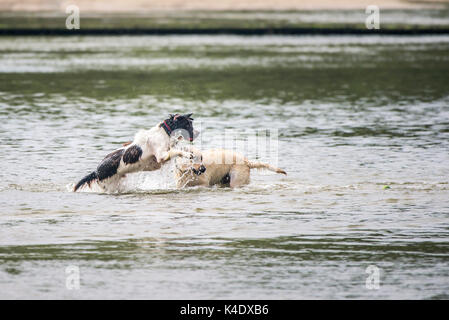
left=161, top=113, right=198, bottom=142
left=178, top=162, right=206, bottom=176
left=175, top=151, right=206, bottom=176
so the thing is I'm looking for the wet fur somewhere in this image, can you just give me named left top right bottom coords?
left=174, top=147, right=286, bottom=188
left=74, top=114, right=196, bottom=192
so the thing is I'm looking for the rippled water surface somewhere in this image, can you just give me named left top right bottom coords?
left=0, top=35, right=448, bottom=299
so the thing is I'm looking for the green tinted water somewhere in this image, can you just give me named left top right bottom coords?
left=0, top=35, right=448, bottom=299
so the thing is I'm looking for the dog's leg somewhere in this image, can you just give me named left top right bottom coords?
left=142, top=155, right=161, bottom=171
left=159, top=149, right=193, bottom=163
left=229, top=165, right=250, bottom=188
left=246, top=160, right=287, bottom=175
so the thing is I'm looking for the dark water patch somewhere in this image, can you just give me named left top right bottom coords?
left=2, top=235, right=447, bottom=264
left=1, top=64, right=448, bottom=104
left=0, top=241, right=142, bottom=262
left=3, top=267, right=22, bottom=275
left=3, top=28, right=449, bottom=36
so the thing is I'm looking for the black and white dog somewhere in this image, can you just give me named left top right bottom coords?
left=74, top=113, right=197, bottom=192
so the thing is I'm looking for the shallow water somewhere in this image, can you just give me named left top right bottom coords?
left=0, top=35, right=448, bottom=299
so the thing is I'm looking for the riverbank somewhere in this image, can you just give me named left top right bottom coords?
left=2, top=0, right=447, bottom=12
left=1, top=4, right=449, bottom=35
left=1, top=10, right=448, bottom=35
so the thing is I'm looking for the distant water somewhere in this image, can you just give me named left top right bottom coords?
left=0, top=35, right=448, bottom=299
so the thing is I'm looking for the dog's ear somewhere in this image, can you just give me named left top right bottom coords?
left=184, top=113, right=194, bottom=120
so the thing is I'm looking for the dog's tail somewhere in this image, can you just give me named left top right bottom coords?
left=246, top=160, right=287, bottom=175
left=73, top=171, right=98, bottom=192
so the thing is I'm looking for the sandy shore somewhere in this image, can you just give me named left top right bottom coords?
left=1, top=0, right=447, bottom=33
left=0, top=0, right=446, bottom=12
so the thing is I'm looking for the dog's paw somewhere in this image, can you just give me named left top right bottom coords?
left=161, top=153, right=170, bottom=162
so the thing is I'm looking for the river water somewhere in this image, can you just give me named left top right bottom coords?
left=0, top=35, right=448, bottom=299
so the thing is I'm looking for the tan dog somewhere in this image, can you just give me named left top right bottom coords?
left=174, top=147, right=286, bottom=188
